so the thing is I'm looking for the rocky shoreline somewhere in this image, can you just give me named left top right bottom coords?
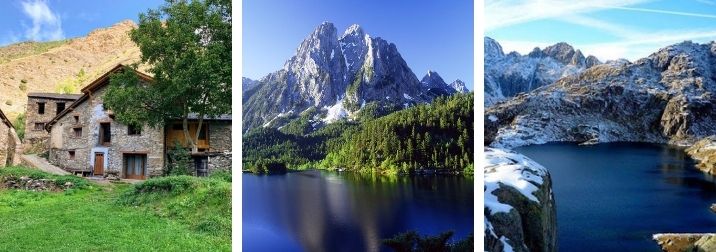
left=653, top=233, right=716, bottom=252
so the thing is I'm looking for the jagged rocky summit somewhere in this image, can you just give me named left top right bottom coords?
left=485, top=37, right=601, bottom=106
left=486, top=40, right=716, bottom=149
left=485, top=148, right=556, bottom=252
left=243, top=22, right=467, bottom=131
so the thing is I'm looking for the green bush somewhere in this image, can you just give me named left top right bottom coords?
left=117, top=175, right=231, bottom=237
left=165, top=142, right=192, bottom=176
left=209, top=170, right=231, bottom=182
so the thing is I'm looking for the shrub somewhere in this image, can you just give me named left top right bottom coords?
left=165, top=142, right=192, bottom=176
left=209, top=170, right=231, bottom=182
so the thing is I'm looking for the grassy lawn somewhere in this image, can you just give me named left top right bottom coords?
left=0, top=167, right=231, bottom=252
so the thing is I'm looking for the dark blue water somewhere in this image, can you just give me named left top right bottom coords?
left=242, top=170, right=473, bottom=252
left=515, top=142, right=716, bottom=251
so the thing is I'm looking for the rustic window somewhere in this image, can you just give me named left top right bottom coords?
left=73, top=127, right=82, bottom=137
left=128, top=125, right=142, bottom=135
left=38, top=102, right=45, bottom=114
left=99, top=123, right=111, bottom=145
left=68, top=151, right=75, bottom=160
left=56, top=102, right=65, bottom=115
left=34, top=123, right=44, bottom=131
left=124, top=154, right=147, bottom=179
left=73, top=116, right=79, bottom=124
left=198, top=126, right=208, bottom=140
left=172, top=124, right=183, bottom=130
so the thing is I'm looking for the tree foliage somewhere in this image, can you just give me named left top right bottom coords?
left=104, top=0, right=231, bottom=152
left=242, top=93, right=474, bottom=175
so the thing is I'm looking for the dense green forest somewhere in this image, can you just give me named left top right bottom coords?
left=242, top=93, right=473, bottom=175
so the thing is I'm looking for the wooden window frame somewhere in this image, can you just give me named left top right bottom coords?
left=72, top=127, right=82, bottom=138
left=99, top=122, right=111, bottom=146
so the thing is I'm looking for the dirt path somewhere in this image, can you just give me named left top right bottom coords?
left=20, top=154, right=71, bottom=175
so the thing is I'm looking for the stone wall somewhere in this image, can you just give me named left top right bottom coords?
left=24, top=96, right=77, bottom=153
left=208, top=120, right=231, bottom=173
left=48, top=83, right=164, bottom=178
left=209, top=121, right=231, bottom=152
left=0, top=119, right=9, bottom=166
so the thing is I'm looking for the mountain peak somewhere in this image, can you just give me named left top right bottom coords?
left=343, top=24, right=364, bottom=37
left=450, top=79, right=468, bottom=93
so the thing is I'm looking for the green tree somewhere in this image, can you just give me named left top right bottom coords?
left=104, top=0, right=231, bottom=153
left=13, top=113, right=25, bottom=141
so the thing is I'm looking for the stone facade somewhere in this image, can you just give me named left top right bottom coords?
left=206, top=120, right=231, bottom=173
left=24, top=93, right=80, bottom=153
left=0, top=109, right=21, bottom=167
left=47, top=68, right=164, bottom=179
left=46, top=65, right=232, bottom=179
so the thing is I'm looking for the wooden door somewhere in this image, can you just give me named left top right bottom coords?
left=94, top=152, right=104, bottom=175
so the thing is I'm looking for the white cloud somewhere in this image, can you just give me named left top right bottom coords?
left=485, top=0, right=651, bottom=31
left=20, top=0, right=64, bottom=41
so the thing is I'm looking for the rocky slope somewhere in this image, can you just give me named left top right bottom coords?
left=0, top=20, right=141, bottom=121
left=485, top=148, right=556, bottom=252
left=485, top=37, right=600, bottom=106
left=243, top=22, right=466, bottom=131
left=653, top=233, right=716, bottom=252
left=486, top=40, right=716, bottom=148
left=686, top=136, right=716, bottom=174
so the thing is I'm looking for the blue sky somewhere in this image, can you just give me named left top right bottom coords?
left=0, top=0, right=163, bottom=46
left=243, top=0, right=474, bottom=90
left=486, top=0, right=716, bottom=61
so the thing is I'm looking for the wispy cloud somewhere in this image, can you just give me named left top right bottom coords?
left=600, top=5, right=716, bottom=19
left=485, top=0, right=650, bottom=31
left=20, top=0, right=64, bottom=41
left=489, top=0, right=716, bottom=61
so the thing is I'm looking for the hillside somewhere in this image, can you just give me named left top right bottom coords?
left=0, top=20, right=142, bottom=121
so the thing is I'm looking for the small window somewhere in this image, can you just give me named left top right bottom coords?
left=34, top=123, right=45, bottom=131
left=128, top=125, right=142, bottom=135
left=73, top=127, right=82, bottom=137
left=56, top=102, right=66, bottom=115
left=99, top=123, right=111, bottom=145
left=172, top=124, right=183, bottom=130
left=198, top=126, right=208, bottom=140
left=38, top=102, right=45, bottom=114
left=68, top=151, right=75, bottom=160
left=73, top=115, right=79, bottom=124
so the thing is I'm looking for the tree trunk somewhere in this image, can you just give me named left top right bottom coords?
left=182, top=116, right=197, bottom=153
left=193, top=115, right=204, bottom=154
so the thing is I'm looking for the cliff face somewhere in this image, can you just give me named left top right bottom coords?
left=0, top=20, right=142, bottom=121
left=485, top=148, right=557, bottom=252
left=486, top=41, right=716, bottom=149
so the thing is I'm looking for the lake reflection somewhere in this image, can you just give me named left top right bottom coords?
left=516, top=142, right=716, bottom=251
left=243, top=170, right=474, bottom=252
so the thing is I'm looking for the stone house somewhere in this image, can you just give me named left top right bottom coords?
left=24, top=93, right=81, bottom=152
left=0, top=108, right=21, bottom=167
left=45, top=64, right=231, bottom=179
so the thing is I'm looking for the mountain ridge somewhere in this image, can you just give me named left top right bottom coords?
left=0, top=20, right=142, bottom=121
left=243, top=22, right=467, bottom=132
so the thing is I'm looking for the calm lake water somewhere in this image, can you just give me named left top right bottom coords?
left=515, top=142, right=716, bottom=251
left=242, top=170, right=474, bottom=252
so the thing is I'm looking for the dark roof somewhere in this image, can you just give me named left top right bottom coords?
left=187, top=113, right=232, bottom=121
left=0, top=108, right=14, bottom=129
left=45, top=64, right=153, bottom=131
left=27, top=93, right=82, bottom=100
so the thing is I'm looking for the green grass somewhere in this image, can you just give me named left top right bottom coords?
left=0, top=167, right=231, bottom=251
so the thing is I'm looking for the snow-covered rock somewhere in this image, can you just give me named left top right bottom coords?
left=486, top=40, right=716, bottom=149
left=485, top=148, right=556, bottom=252
left=485, top=37, right=600, bottom=106
left=242, top=22, right=465, bottom=131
